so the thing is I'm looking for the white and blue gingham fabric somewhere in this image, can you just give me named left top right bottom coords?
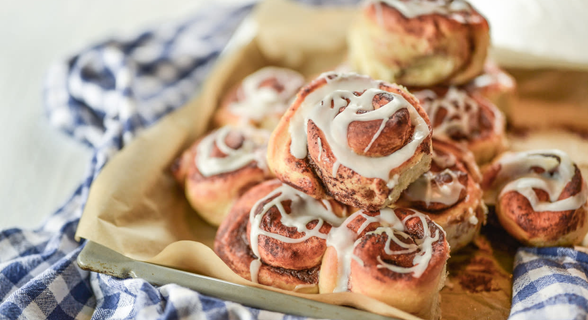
left=509, top=247, right=588, bottom=320
left=1, top=1, right=587, bottom=319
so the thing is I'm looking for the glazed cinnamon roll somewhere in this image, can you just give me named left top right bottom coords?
left=319, top=208, right=449, bottom=320
left=348, top=0, right=489, bottom=87
left=481, top=150, right=588, bottom=247
left=398, top=139, right=486, bottom=252
left=214, top=67, right=305, bottom=131
left=414, top=86, right=506, bottom=164
left=172, top=125, right=271, bottom=226
left=268, top=72, right=433, bottom=211
left=214, top=179, right=349, bottom=292
left=466, top=61, right=516, bottom=121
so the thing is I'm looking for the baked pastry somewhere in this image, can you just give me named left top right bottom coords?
left=268, top=72, right=433, bottom=211
left=319, top=208, right=449, bottom=320
left=172, top=125, right=271, bottom=226
left=481, top=150, right=588, bottom=247
left=214, top=67, right=305, bottom=131
left=398, top=139, right=485, bottom=251
left=414, top=86, right=506, bottom=164
left=214, top=179, right=349, bottom=292
left=348, top=0, right=489, bottom=87
left=466, top=61, right=516, bottom=121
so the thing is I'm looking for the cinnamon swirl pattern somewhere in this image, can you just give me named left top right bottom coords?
left=214, top=179, right=349, bottom=292
left=481, top=150, right=588, bottom=247
left=399, top=139, right=486, bottom=252
left=466, top=61, right=516, bottom=120
left=268, top=72, right=433, bottom=211
left=348, top=0, right=489, bottom=86
left=214, top=67, right=305, bottom=131
left=172, top=125, right=272, bottom=226
left=414, top=86, right=506, bottom=164
left=319, top=208, right=449, bottom=320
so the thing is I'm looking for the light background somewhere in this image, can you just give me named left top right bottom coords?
left=0, top=0, right=229, bottom=229
left=1, top=0, right=587, bottom=229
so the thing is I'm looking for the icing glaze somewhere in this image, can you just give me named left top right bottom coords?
left=416, top=87, right=501, bottom=142
left=404, top=169, right=466, bottom=207
left=370, top=0, right=474, bottom=23
left=487, top=150, right=588, bottom=212
left=288, top=72, right=430, bottom=184
left=195, top=126, right=269, bottom=177
left=327, top=208, right=442, bottom=292
left=229, top=67, right=305, bottom=122
left=248, top=184, right=347, bottom=282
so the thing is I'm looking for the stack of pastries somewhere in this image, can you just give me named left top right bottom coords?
left=172, top=0, right=588, bottom=319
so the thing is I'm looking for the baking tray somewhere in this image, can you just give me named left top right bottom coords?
left=74, top=15, right=396, bottom=319
left=77, top=240, right=395, bottom=320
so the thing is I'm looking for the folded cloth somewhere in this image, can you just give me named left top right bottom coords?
left=0, top=1, right=357, bottom=319
left=2, top=1, right=586, bottom=320
left=509, top=247, right=588, bottom=320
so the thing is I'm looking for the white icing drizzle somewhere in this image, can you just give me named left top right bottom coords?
left=369, top=0, right=473, bottom=22
left=417, top=87, right=479, bottom=139
left=471, top=66, right=515, bottom=90
left=432, top=148, right=457, bottom=168
left=289, top=72, right=430, bottom=185
left=327, top=208, right=441, bottom=293
left=418, top=87, right=503, bottom=142
left=468, top=208, right=479, bottom=225
left=375, top=214, right=440, bottom=277
left=249, top=259, right=261, bottom=283
left=248, top=184, right=346, bottom=281
left=387, top=174, right=400, bottom=189
left=327, top=210, right=373, bottom=293
left=229, top=67, right=305, bottom=122
left=489, top=150, right=588, bottom=212
left=404, top=169, right=465, bottom=206
left=195, top=126, right=269, bottom=177
left=404, top=148, right=465, bottom=207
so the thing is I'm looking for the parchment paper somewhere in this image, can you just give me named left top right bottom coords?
left=75, top=0, right=588, bottom=319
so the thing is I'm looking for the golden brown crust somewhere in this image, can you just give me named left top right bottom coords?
left=214, top=181, right=320, bottom=291
left=482, top=152, right=588, bottom=246
left=319, top=208, right=449, bottom=320
left=465, top=61, right=517, bottom=120
left=414, top=87, right=507, bottom=164
left=213, top=67, right=304, bottom=131
left=267, top=74, right=433, bottom=211
left=398, top=139, right=486, bottom=252
left=348, top=1, right=489, bottom=87
left=172, top=127, right=271, bottom=226
left=495, top=167, right=588, bottom=246
left=215, top=179, right=348, bottom=292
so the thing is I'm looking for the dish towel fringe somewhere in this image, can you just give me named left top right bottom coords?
left=1, top=1, right=587, bottom=319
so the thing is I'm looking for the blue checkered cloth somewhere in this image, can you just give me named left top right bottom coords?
left=1, top=1, right=587, bottom=319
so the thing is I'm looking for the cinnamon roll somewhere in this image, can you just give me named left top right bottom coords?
left=414, top=86, right=506, bottom=164
left=319, top=208, right=449, bottom=320
left=466, top=61, right=516, bottom=121
left=348, top=0, right=489, bottom=87
left=398, top=139, right=486, bottom=252
left=268, top=72, right=433, bottom=211
left=214, top=179, right=349, bottom=292
left=214, top=67, right=305, bottom=131
left=172, top=125, right=271, bottom=226
left=481, top=150, right=588, bottom=247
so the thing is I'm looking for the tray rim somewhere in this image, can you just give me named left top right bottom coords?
left=77, top=240, right=398, bottom=320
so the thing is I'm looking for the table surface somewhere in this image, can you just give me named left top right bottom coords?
left=0, top=0, right=246, bottom=229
